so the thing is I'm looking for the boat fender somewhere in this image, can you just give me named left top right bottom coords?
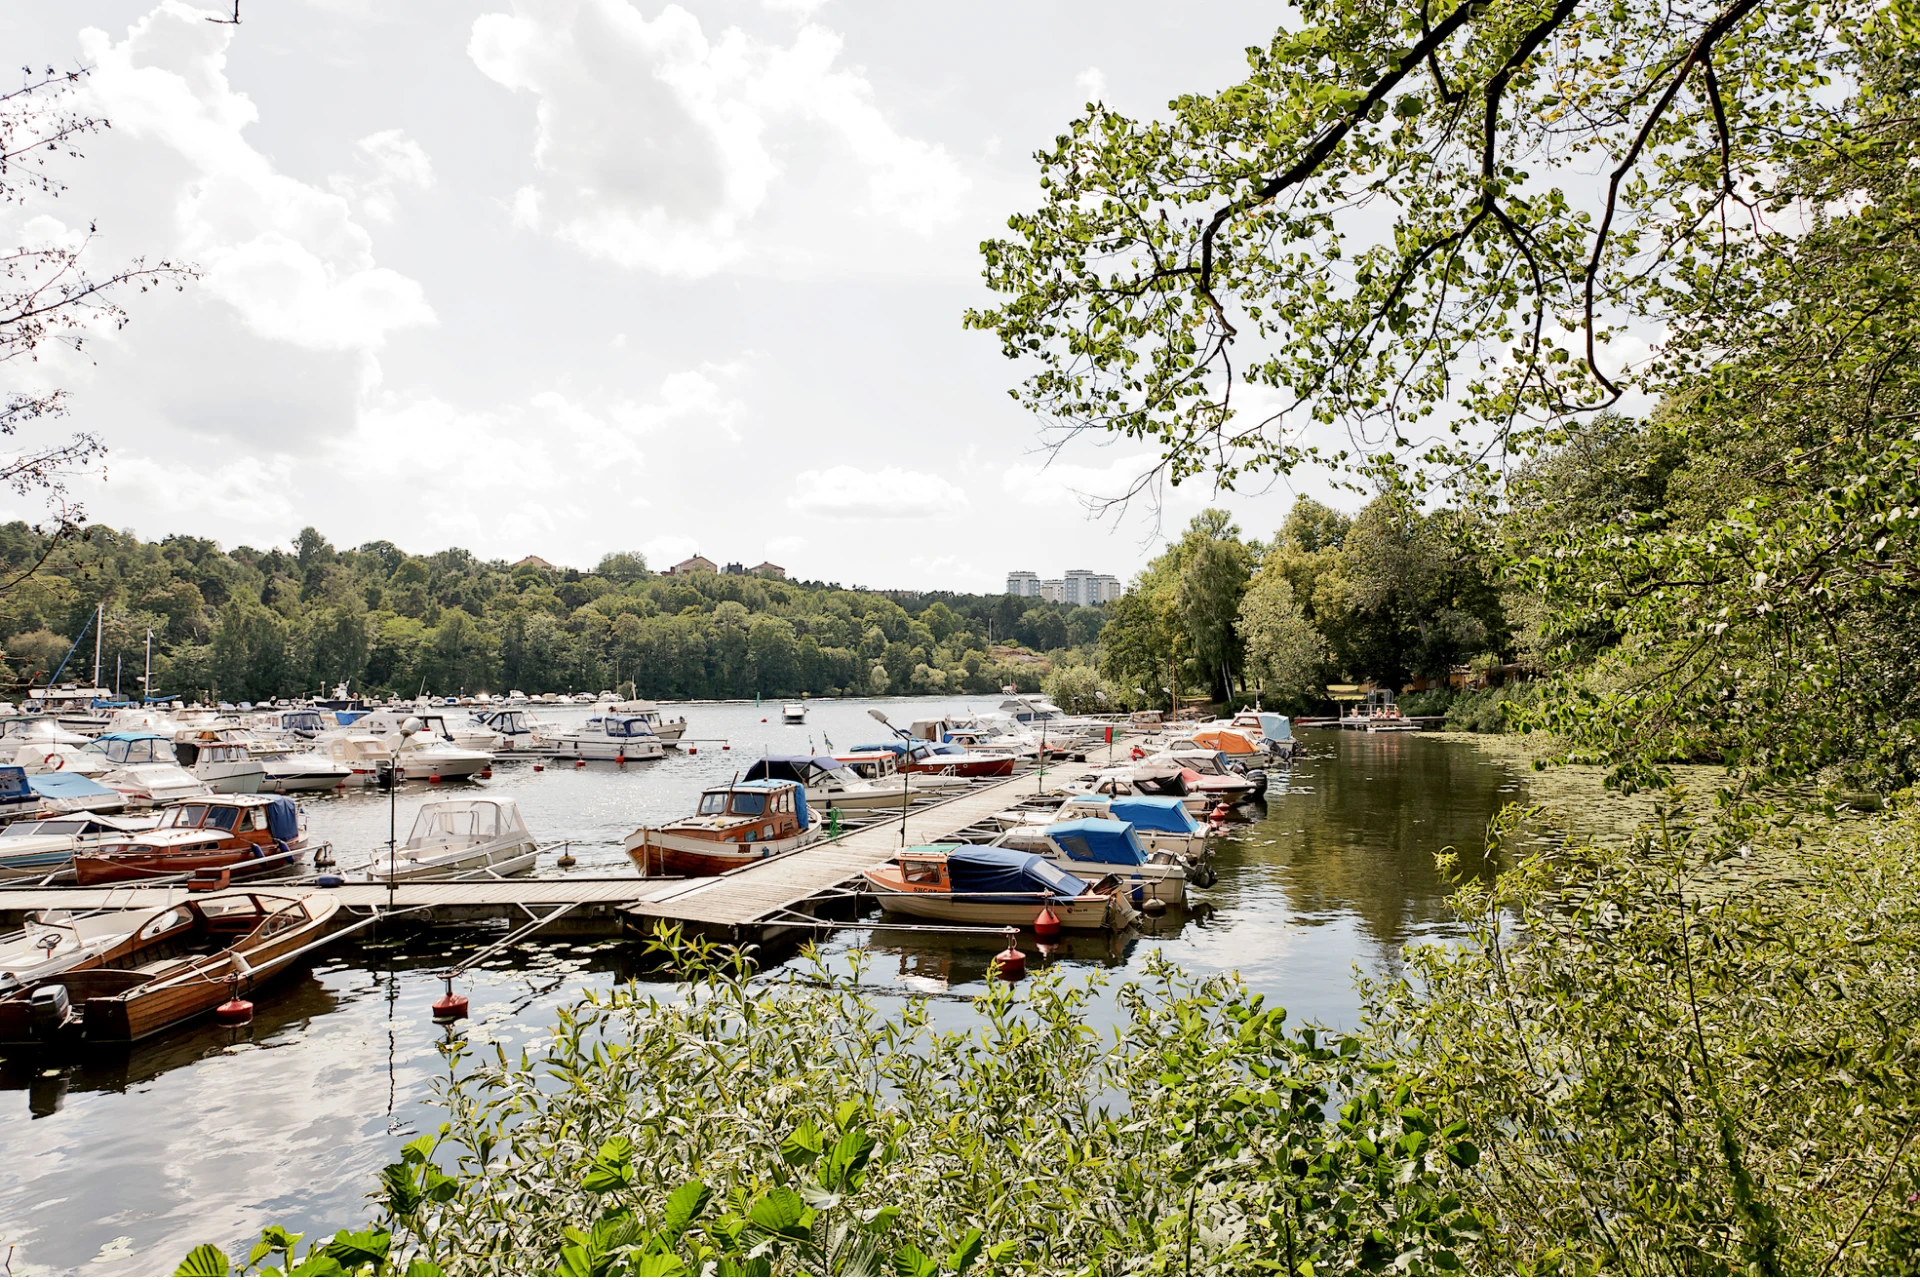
left=1142, top=895, right=1168, bottom=916
left=215, top=977, right=253, bottom=1026
left=432, top=976, right=469, bottom=1023
left=233, top=952, right=254, bottom=978
left=1033, top=905, right=1063, bottom=940
left=991, top=929, right=1027, bottom=981
left=315, top=873, right=345, bottom=888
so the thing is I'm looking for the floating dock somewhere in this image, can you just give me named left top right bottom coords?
left=0, top=742, right=1133, bottom=942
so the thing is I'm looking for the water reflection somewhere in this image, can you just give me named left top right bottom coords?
left=0, top=722, right=1524, bottom=1275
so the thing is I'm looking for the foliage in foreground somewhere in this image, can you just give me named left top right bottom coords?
left=179, top=934, right=1480, bottom=1276
left=1368, top=799, right=1920, bottom=1274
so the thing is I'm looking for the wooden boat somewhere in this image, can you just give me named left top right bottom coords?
left=864, top=845, right=1137, bottom=931
left=0, top=889, right=342, bottom=1043
left=369, top=797, right=539, bottom=881
left=71, top=794, right=306, bottom=885
left=624, top=779, right=814, bottom=877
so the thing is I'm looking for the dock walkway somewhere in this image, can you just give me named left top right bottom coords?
left=0, top=741, right=1132, bottom=940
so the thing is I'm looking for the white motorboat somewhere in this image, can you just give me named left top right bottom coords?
left=356, top=707, right=499, bottom=753
left=544, top=713, right=664, bottom=762
left=0, top=813, right=158, bottom=881
left=782, top=702, right=807, bottom=724
left=991, top=817, right=1190, bottom=906
left=2, top=719, right=108, bottom=778
left=393, top=730, right=491, bottom=781
left=472, top=708, right=557, bottom=751
left=171, top=738, right=268, bottom=794
left=368, top=797, right=539, bottom=881
left=997, top=794, right=1216, bottom=860
left=323, top=733, right=396, bottom=786
left=81, top=733, right=211, bottom=804
left=259, top=750, right=351, bottom=793
left=602, top=699, right=686, bottom=743
left=741, top=755, right=914, bottom=811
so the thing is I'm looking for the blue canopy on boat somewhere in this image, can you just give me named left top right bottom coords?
left=1107, top=795, right=1202, bottom=835
left=265, top=796, right=300, bottom=844
left=1044, top=818, right=1148, bottom=867
left=946, top=847, right=1090, bottom=900
left=0, top=766, right=33, bottom=804
left=26, top=772, right=119, bottom=801
left=1257, top=712, right=1293, bottom=742
left=93, top=731, right=171, bottom=744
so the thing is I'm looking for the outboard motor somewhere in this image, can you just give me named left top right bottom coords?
left=1243, top=768, right=1269, bottom=791
left=28, top=983, right=73, bottom=1040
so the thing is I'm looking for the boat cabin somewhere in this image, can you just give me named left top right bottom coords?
left=477, top=709, right=540, bottom=736
left=1041, top=818, right=1151, bottom=868
left=114, top=795, right=302, bottom=852
left=672, top=779, right=810, bottom=842
left=1061, top=794, right=1203, bottom=837
left=741, top=755, right=865, bottom=791
left=172, top=739, right=254, bottom=769
left=0, top=766, right=36, bottom=818
left=584, top=714, right=659, bottom=740
left=890, top=844, right=1093, bottom=899
left=997, top=696, right=1067, bottom=724
left=833, top=750, right=902, bottom=783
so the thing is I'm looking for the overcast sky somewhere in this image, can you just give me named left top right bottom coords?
left=1, top=0, right=1340, bottom=592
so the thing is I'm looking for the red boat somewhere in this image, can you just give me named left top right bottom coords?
left=623, top=779, right=814, bottom=877
left=864, top=740, right=1015, bottom=779
left=71, top=795, right=307, bottom=885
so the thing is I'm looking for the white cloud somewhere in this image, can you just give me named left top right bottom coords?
left=77, top=3, right=435, bottom=351
left=1074, top=66, right=1107, bottom=104
left=468, top=0, right=969, bottom=276
left=789, top=465, right=968, bottom=518
left=1001, top=451, right=1167, bottom=510
left=762, top=0, right=831, bottom=11
left=643, top=534, right=701, bottom=567
left=335, top=128, right=435, bottom=222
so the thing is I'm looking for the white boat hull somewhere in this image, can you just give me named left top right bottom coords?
left=371, top=840, right=538, bottom=882
left=548, top=736, right=664, bottom=762
left=865, top=888, right=1119, bottom=929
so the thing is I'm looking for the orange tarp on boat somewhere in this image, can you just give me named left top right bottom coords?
left=1192, top=729, right=1259, bottom=755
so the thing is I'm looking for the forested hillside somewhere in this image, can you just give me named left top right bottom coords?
left=0, top=525, right=1104, bottom=702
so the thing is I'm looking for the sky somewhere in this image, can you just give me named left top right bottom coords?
left=0, top=0, right=1339, bottom=593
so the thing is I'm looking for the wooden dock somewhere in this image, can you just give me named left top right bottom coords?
left=0, top=741, right=1132, bottom=942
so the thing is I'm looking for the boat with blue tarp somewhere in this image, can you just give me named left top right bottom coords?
left=863, top=844, right=1138, bottom=930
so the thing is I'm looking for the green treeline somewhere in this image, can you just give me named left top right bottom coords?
left=0, top=527, right=1106, bottom=702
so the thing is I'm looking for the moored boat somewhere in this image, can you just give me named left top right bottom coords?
left=993, top=817, right=1191, bottom=905
left=82, top=732, right=211, bottom=804
left=71, top=794, right=306, bottom=885
left=544, top=713, right=665, bottom=763
left=0, top=909, right=144, bottom=996
left=369, top=797, right=539, bottom=881
left=624, top=778, right=813, bottom=877
left=1, top=889, right=342, bottom=1043
left=864, top=845, right=1137, bottom=931
left=172, top=737, right=269, bottom=794
left=782, top=702, right=807, bottom=723
left=742, top=755, right=911, bottom=810
left=0, top=812, right=157, bottom=881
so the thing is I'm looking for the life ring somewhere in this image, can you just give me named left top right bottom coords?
left=42, top=752, right=64, bottom=771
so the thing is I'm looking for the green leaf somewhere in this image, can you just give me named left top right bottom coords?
left=287, top=1257, right=347, bottom=1278
left=780, top=1120, right=825, bottom=1167
left=945, top=1228, right=983, bottom=1273
left=891, top=1243, right=939, bottom=1277
left=400, top=1135, right=435, bottom=1166
left=747, top=1187, right=813, bottom=1240
left=582, top=1136, right=637, bottom=1194
left=404, top=1259, right=446, bottom=1276
left=822, top=1127, right=876, bottom=1189
left=986, top=1241, right=1020, bottom=1265
left=863, top=1206, right=902, bottom=1237
left=174, top=1244, right=232, bottom=1277
left=323, top=1229, right=392, bottom=1270
left=632, top=1253, right=686, bottom=1277
left=380, top=1162, right=425, bottom=1216
left=660, top=1180, right=711, bottom=1238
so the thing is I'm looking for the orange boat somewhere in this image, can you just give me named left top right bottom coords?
left=623, top=779, right=815, bottom=877
left=1, top=889, right=341, bottom=1043
left=71, top=795, right=307, bottom=885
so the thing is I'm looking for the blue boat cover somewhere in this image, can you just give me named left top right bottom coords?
left=1107, top=796, right=1202, bottom=835
left=0, top=766, right=33, bottom=804
left=265, top=796, right=300, bottom=844
left=946, top=847, right=1089, bottom=900
left=336, top=710, right=367, bottom=725
left=27, top=772, right=119, bottom=800
left=1044, top=818, right=1148, bottom=867
left=93, top=732, right=171, bottom=744
left=1257, top=712, right=1293, bottom=742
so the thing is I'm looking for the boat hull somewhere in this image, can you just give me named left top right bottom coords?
left=548, top=737, right=664, bottom=762
left=72, top=843, right=303, bottom=885
left=372, top=838, right=539, bottom=882
left=864, top=887, right=1117, bottom=929
left=623, top=827, right=815, bottom=877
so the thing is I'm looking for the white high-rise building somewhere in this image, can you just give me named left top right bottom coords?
left=1007, top=568, right=1123, bottom=604
left=1006, top=570, right=1041, bottom=597
left=1039, top=579, right=1066, bottom=603
left=1091, top=574, right=1123, bottom=603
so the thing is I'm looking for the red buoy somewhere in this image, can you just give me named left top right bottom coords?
left=432, top=977, right=469, bottom=1023
left=429, top=774, right=443, bottom=784
left=1033, top=905, right=1063, bottom=940
left=991, top=928, right=1027, bottom=981
left=533, top=763, right=544, bottom=772
left=215, top=997, right=254, bottom=1025
left=575, top=758, right=586, bottom=768
left=720, top=743, right=729, bottom=751
left=687, top=746, right=697, bottom=755
left=479, top=768, right=493, bottom=779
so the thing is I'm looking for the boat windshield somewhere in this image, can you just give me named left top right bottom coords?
left=730, top=792, right=767, bottom=815
left=161, top=804, right=242, bottom=831
left=408, top=804, right=499, bottom=844
left=697, top=791, right=730, bottom=815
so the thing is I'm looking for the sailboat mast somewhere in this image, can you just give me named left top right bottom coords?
left=145, top=628, right=153, bottom=704
left=93, top=603, right=103, bottom=688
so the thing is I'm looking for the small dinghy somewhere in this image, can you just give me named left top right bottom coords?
left=0, top=909, right=143, bottom=998
left=369, top=797, right=539, bottom=881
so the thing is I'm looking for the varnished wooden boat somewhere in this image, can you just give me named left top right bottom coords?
left=623, top=779, right=815, bottom=877
left=0, top=889, right=341, bottom=1043
left=72, top=794, right=307, bottom=885
left=863, top=845, right=1137, bottom=931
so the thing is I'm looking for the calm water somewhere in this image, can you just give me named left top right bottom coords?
left=0, top=705, right=1528, bottom=1275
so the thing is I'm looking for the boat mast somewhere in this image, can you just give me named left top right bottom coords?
left=93, top=603, right=103, bottom=689
left=144, top=629, right=152, bottom=704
